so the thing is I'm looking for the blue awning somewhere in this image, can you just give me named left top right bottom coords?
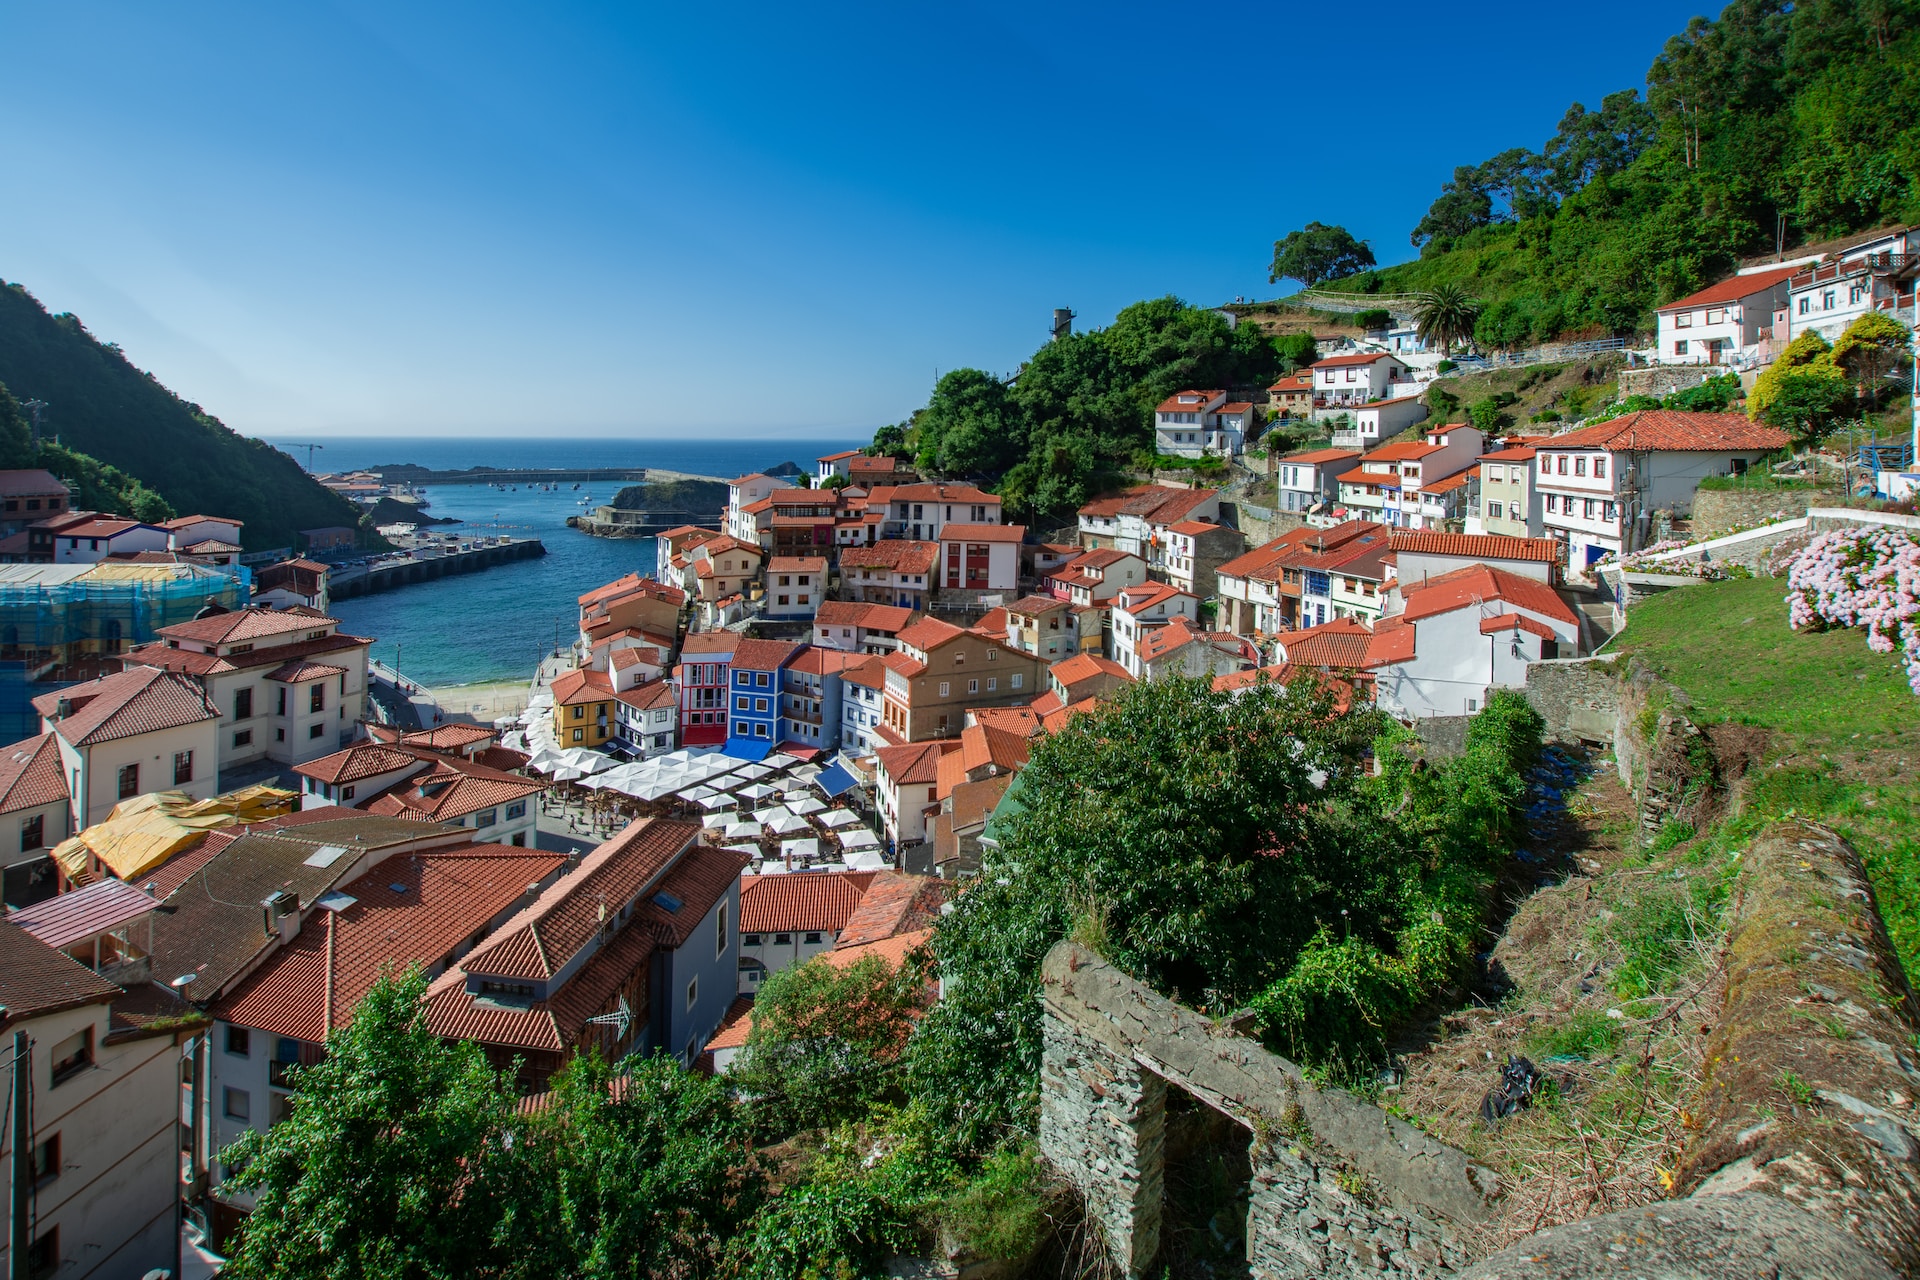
left=722, top=737, right=775, bottom=762
left=814, top=759, right=860, bottom=797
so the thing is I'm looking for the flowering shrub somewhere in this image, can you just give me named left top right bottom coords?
left=1785, top=527, right=1920, bottom=695
left=1596, top=539, right=1730, bottom=578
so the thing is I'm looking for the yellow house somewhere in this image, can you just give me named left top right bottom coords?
left=550, top=667, right=616, bottom=747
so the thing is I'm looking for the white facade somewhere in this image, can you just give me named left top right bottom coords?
left=765, top=560, right=827, bottom=619
left=1154, top=391, right=1254, bottom=457
left=1536, top=444, right=1779, bottom=570
left=1332, top=395, right=1430, bottom=450
left=1310, top=354, right=1409, bottom=410
left=1109, top=588, right=1199, bottom=677
left=1655, top=270, right=1793, bottom=366
left=52, top=523, right=170, bottom=565
left=1373, top=606, right=1578, bottom=720
left=51, top=716, right=219, bottom=831
left=1787, top=230, right=1919, bottom=344
left=840, top=676, right=886, bottom=753
left=726, top=475, right=781, bottom=543
left=876, top=757, right=941, bottom=850
left=1275, top=452, right=1358, bottom=514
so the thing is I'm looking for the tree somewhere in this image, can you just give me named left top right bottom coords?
left=1760, top=366, right=1854, bottom=441
left=912, top=369, right=1022, bottom=478
left=1273, top=332, right=1320, bottom=373
left=1540, top=91, right=1657, bottom=194
left=1748, top=330, right=1836, bottom=421
left=1413, top=283, right=1483, bottom=356
left=1410, top=167, right=1495, bottom=251
left=219, top=968, right=522, bottom=1280
left=869, top=423, right=906, bottom=455
left=1351, top=309, right=1393, bottom=332
left=1830, top=310, right=1913, bottom=404
left=732, top=950, right=930, bottom=1137
left=1269, top=222, right=1376, bottom=288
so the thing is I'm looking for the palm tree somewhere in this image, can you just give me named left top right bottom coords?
left=1413, top=283, right=1483, bottom=357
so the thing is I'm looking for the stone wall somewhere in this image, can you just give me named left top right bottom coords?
left=1411, top=715, right=1472, bottom=759
left=1691, top=485, right=1845, bottom=538
left=1616, top=365, right=1713, bottom=398
left=1039, top=943, right=1491, bottom=1279
left=1521, top=654, right=1621, bottom=745
left=1226, top=501, right=1304, bottom=549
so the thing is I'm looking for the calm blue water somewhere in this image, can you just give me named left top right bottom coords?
left=267, top=436, right=865, bottom=688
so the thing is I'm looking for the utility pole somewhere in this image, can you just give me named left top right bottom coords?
left=10, top=1028, right=30, bottom=1280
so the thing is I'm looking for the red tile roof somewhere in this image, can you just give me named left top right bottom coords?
left=127, top=630, right=371, bottom=678
left=1136, top=617, right=1204, bottom=664
left=818, top=449, right=862, bottom=462
left=1539, top=410, right=1790, bottom=453
left=968, top=705, right=1042, bottom=735
left=577, top=573, right=687, bottom=609
left=0, top=733, right=68, bottom=815
left=1479, top=446, right=1537, bottom=462
left=1420, top=472, right=1473, bottom=496
left=680, top=632, right=742, bottom=656
left=1310, top=351, right=1397, bottom=369
left=458, top=818, right=701, bottom=982
left=1480, top=612, right=1561, bottom=642
left=840, top=541, right=938, bottom=574
left=1655, top=263, right=1799, bottom=312
left=364, top=758, right=544, bottom=824
left=886, top=482, right=998, bottom=504
left=1113, top=582, right=1191, bottom=615
left=1364, top=440, right=1445, bottom=461
left=615, top=680, right=678, bottom=712
left=960, top=722, right=1029, bottom=776
left=896, top=616, right=967, bottom=650
left=1050, top=652, right=1130, bottom=689
left=1398, top=564, right=1578, bottom=627
left=264, top=659, right=348, bottom=684
left=730, top=638, right=802, bottom=671
left=294, top=742, right=422, bottom=786
left=875, top=739, right=961, bottom=786
left=1364, top=616, right=1417, bottom=666
left=836, top=872, right=944, bottom=948
left=843, top=656, right=888, bottom=689
left=814, top=600, right=914, bottom=631
left=157, top=607, right=340, bottom=645
left=0, top=921, right=121, bottom=1027
left=0, top=469, right=71, bottom=498
left=1387, top=531, right=1562, bottom=564
left=1268, top=373, right=1314, bottom=392
left=640, top=844, right=749, bottom=946
left=1276, top=618, right=1378, bottom=669
left=1077, top=485, right=1219, bottom=524
left=768, top=556, right=828, bottom=572
left=739, top=870, right=877, bottom=933
left=550, top=666, right=615, bottom=706
left=34, top=666, right=218, bottom=746
left=938, top=522, right=1024, bottom=543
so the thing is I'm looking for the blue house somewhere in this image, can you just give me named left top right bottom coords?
left=725, top=638, right=800, bottom=760
left=780, top=646, right=856, bottom=753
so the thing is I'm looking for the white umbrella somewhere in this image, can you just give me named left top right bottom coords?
left=735, top=782, right=777, bottom=801
left=818, top=808, right=860, bottom=829
left=752, top=805, right=792, bottom=824
left=787, top=796, right=826, bottom=816
left=724, top=819, right=764, bottom=841
left=781, top=837, right=820, bottom=862
left=552, top=766, right=585, bottom=782
left=703, top=812, right=731, bottom=829
left=692, top=792, right=736, bottom=812
left=764, top=752, right=801, bottom=769
left=732, top=762, right=774, bottom=780
left=841, top=849, right=888, bottom=870
left=679, top=785, right=719, bottom=803
left=839, top=827, right=881, bottom=850
left=789, top=764, right=823, bottom=784
left=768, top=812, right=810, bottom=835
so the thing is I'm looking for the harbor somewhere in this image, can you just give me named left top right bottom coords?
left=327, top=531, right=547, bottom=599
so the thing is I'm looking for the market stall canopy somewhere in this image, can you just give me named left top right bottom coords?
left=838, top=827, right=882, bottom=851
left=817, top=808, right=861, bottom=830
left=787, top=796, right=826, bottom=816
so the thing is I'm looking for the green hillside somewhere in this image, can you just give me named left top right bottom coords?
left=1284, top=1, right=1920, bottom=345
left=0, top=281, right=367, bottom=550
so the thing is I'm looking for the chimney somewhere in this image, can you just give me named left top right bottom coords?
left=261, top=890, right=300, bottom=943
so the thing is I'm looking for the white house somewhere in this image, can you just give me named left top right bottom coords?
left=51, top=517, right=170, bottom=564
left=1134, top=617, right=1257, bottom=682
left=1534, top=410, right=1791, bottom=570
left=726, top=474, right=782, bottom=542
left=1274, top=449, right=1358, bottom=515
left=817, top=449, right=862, bottom=484
left=765, top=555, right=828, bottom=620
left=874, top=740, right=957, bottom=852
left=939, top=523, right=1024, bottom=593
left=736, top=870, right=874, bottom=994
left=881, top=483, right=1002, bottom=542
left=1154, top=390, right=1255, bottom=457
left=1787, top=228, right=1920, bottom=344
left=1333, top=395, right=1431, bottom=450
left=813, top=601, right=913, bottom=654
left=1108, top=582, right=1199, bottom=677
left=124, top=606, right=373, bottom=773
left=1075, top=486, right=1220, bottom=556
left=163, top=514, right=245, bottom=558
left=1387, top=530, right=1563, bottom=586
left=0, top=917, right=188, bottom=1280
left=292, top=741, right=545, bottom=847
left=1371, top=564, right=1581, bottom=718
left=1654, top=263, right=1798, bottom=366
left=0, top=733, right=72, bottom=907
left=615, top=680, right=680, bottom=756
left=1309, top=352, right=1411, bottom=413
left=35, top=666, right=221, bottom=831
left=1333, top=427, right=1484, bottom=531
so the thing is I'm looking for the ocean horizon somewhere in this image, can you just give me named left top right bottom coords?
left=262, top=435, right=873, bottom=480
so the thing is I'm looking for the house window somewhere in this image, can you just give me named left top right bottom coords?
left=1674, top=311, right=1692, bottom=328
left=736, top=696, right=749, bottom=712
left=117, top=763, right=139, bottom=799
left=50, top=1027, right=92, bottom=1085
left=716, top=900, right=729, bottom=957
left=1583, top=499, right=1596, bottom=519
left=1798, top=297, right=1809, bottom=315
left=475, top=808, right=498, bottom=828
left=173, top=750, right=194, bottom=785
left=1604, top=501, right=1618, bottom=521
left=1011, top=673, right=1023, bottom=689
left=1556, top=456, right=1568, bottom=475
left=224, top=1087, right=250, bottom=1121
left=756, top=673, right=770, bottom=687
left=1705, top=307, right=1725, bottom=324
left=987, top=677, right=997, bottom=691
left=21, top=813, right=42, bottom=852
left=342, top=784, right=356, bottom=800
left=29, top=1133, right=58, bottom=1185
left=233, top=730, right=253, bottom=748
left=1574, top=457, right=1586, bottom=477
left=1822, top=289, right=1835, bottom=309
left=1850, top=284, right=1865, bottom=305
left=234, top=687, right=252, bottom=720
left=968, top=679, right=978, bottom=693
left=25, top=1228, right=57, bottom=1280
left=506, top=800, right=527, bottom=819
left=1546, top=494, right=1559, bottom=513
left=804, top=931, right=824, bottom=945
left=774, top=932, right=792, bottom=945
left=309, top=724, right=324, bottom=739
left=225, top=1025, right=251, bottom=1056
left=1594, top=457, right=1608, bottom=480
left=1488, top=501, right=1504, bottom=519
left=755, top=723, right=768, bottom=738
left=755, top=698, right=768, bottom=713
left=686, top=977, right=699, bottom=1010
left=572, top=728, right=585, bottom=743
left=938, top=681, right=949, bottom=696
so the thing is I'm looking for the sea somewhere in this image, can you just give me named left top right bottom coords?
left=263, top=435, right=867, bottom=690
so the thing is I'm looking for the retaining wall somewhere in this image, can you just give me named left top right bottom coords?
left=1691, top=485, right=1845, bottom=538
left=1616, top=365, right=1713, bottom=398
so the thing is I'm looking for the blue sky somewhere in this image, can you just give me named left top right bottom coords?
left=0, top=1, right=1711, bottom=439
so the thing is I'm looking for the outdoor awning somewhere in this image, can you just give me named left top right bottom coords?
left=838, top=827, right=881, bottom=851
left=787, top=796, right=826, bottom=816
left=817, top=808, right=860, bottom=830
left=813, top=760, right=860, bottom=798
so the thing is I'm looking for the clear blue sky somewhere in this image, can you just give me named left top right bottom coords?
left=0, top=1, right=1711, bottom=439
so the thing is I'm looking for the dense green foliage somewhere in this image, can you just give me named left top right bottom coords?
left=902, top=677, right=1542, bottom=1143
left=1302, top=2, right=1920, bottom=341
left=0, top=382, right=174, bottom=520
left=0, top=282, right=366, bottom=549
left=1268, top=221, right=1377, bottom=287
left=221, top=969, right=764, bottom=1280
left=902, top=298, right=1291, bottom=520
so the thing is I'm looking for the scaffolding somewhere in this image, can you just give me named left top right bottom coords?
left=0, top=561, right=250, bottom=666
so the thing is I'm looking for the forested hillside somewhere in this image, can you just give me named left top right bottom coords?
left=880, top=297, right=1315, bottom=521
left=0, top=281, right=366, bottom=549
left=1286, top=0, right=1920, bottom=346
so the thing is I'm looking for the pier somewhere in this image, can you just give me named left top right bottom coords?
left=369, top=465, right=650, bottom=485
left=329, top=536, right=546, bottom=599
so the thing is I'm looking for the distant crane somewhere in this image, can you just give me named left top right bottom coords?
left=284, top=442, right=326, bottom=472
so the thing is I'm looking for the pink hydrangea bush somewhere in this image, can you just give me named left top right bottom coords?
left=1785, top=527, right=1920, bottom=694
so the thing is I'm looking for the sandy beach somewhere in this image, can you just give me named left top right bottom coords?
left=427, top=679, right=535, bottom=724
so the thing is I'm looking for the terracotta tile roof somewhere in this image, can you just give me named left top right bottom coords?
left=842, top=656, right=888, bottom=689
left=157, top=607, right=341, bottom=645
left=615, top=680, right=678, bottom=712
left=1136, top=617, right=1204, bottom=664
left=1337, top=468, right=1402, bottom=489
left=55, top=517, right=144, bottom=539
left=970, top=608, right=1009, bottom=637
left=1539, top=410, right=1790, bottom=453
left=1064, top=548, right=1134, bottom=570
left=886, top=482, right=998, bottom=503
left=968, top=705, right=1042, bottom=736
left=1309, top=351, right=1397, bottom=369
left=1420, top=471, right=1474, bottom=495
left=208, top=844, right=569, bottom=1041
left=814, top=600, right=914, bottom=631
left=1050, top=653, right=1130, bottom=689
left=739, top=870, right=877, bottom=933
left=183, top=538, right=242, bottom=554
left=1398, top=564, right=1578, bottom=627
left=265, top=659, right=348, bottom=684
left=840, top=541, right=938, bottom=573
left=875, top=739, right=960, bottom=787
left=34, top=665, right=218, bottom=746
left=1165, top=519, right=1221, bottom=536
left=1041, top=696, right=1100, bottom=734
left=1077, top=485, right=1219, bottom=524
left=399, top=724, right=495, bottom=751
left=293, top=742, right=422, bottom=786
left=1113, top=582, right=1191, bottom=615
left=0, top=920, right=122, bottom=1027
left=1364, top=440, right=1445, bottom=461
left=1275, top=618, right=1378, bottom=669
left=783, top=648, right=861, bottom=677
left=848, top=455, right=902, bottom=472
left=960, top=723, right=1028, bottom=776
left=681, top=632, right=742, bottom=656
left=1028, top=691, right=1064, bottom=717
left=1155, top=389, right=1226, bottom=413
left=1005, top=594, right=1068, bottom=615
left=896, top=616, right=967, bottom=650
left=1479, top=447, right=1537, bottom=461
left=459, top=818, right=701, bottom=982
left=1655, top=263, right=1799, bottom=312
left=576, top=573, right=686, bottom=609
left=640, top=844, right=749, bottom=946
left=0, top=733, right=68, bottom=815
left=938, top=522, right=1024, bottom=543
left=422, top=911, right=656, bottom=1053
left=768, top=556, right=828, bottom=572
left=1387, top=531, right=1562, bottom=564
left=728, top=473, right=773, bottom=487
left=1357, top=394, right=1423, bottom=410
left=1217, top=533, right=1306, bottom=581
left=819, top=449, right=862, bottom=462
left=836, top=872, right=944, bottom=948
left=730, top=639, right=801, bottom=672
left=881, top=651, right=925, bottom=679
left=828, top=926, right=933, bottom=971
left=550, top=667, right=614, bottom=706
left=1268, top=373, right=1314, bottom=392
left=705, top=996, right=757, bottom=1052
left=0, top=469, right=71, bottom=497
left=364, top=756, right=544, bottom=824
left=610, top=646, right=668, bottom=673
left=739, top=498, right=774, bottom=515
left=126, top=630, right=371, bottom=678
left=1364, top=616, right=1417, bottom=666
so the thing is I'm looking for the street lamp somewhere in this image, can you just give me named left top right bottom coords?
left=394, top=642, right=403, bottom=694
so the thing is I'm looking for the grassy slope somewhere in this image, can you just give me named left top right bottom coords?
left=0, top=282, right=365, bottom=550
left=1609, top=576, right=1920, bottom=974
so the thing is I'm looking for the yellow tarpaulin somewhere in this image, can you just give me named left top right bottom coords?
left=52, top=783, right=298, bottom=883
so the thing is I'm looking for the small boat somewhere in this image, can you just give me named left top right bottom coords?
left=572, top=483, right=581, bottom=490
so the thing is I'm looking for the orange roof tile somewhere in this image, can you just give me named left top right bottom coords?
left=0, top=733, right=67, bottom=815
left=739, top=870, right=876, bottom=933
left=875, top=739, right=961, bottom=786
left=1387, top=530, right=1562, bottom=564
left=1398, top=564, right=1578, bottom=626
left=1539, top=410, right=1789, bottom=453
left=34, top=666, right=218, bottom=746
left=550, top=666, right=615, bottom=705
left=1275, top=618, right=1378, bottom=669
left=1655, top=263, right=1799, bottom=312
